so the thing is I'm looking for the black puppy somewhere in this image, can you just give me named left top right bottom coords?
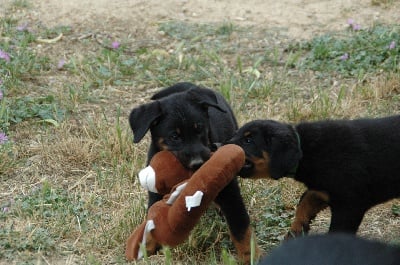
left=129, top=82, right=258, bottom=263
left=229, top=116, right=400, bottom=236
left=259, top=234, right=400, bottom=265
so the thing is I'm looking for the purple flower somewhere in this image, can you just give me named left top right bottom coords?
left=347, top=19, right=361, bottom=31
left=111, top=41, right=120, bottom=49
left=347, top=18, right=355, bottom=26
left=0, top=49, right=10, bottom=62
left=0, top=132, right=8, bottom=144
left=389, top=41, right=396, bottom=50
left=0, top=90, right=3, bottom=100
left=340, top=53, right=349, bottom=61
left=57, top=59, right=66, bottom=69
left=2, top=207, right=9, bottom=213
left=16, top=22, right=28, bottom=31
left=352, top=24, right=361, bottom=31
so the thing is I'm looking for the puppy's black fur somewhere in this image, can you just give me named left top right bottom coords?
left=258, top=234, right=400, bottom=265
left=129, top=82, right=256, bottom=262
left=229, top=116, right=400, bottom=236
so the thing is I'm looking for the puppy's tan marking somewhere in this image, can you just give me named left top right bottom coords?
left=286, top=190, right=329, bottom=239
left=250, top=151, right=271, bottom=179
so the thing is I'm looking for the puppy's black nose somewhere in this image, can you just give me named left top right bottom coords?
left=210, top=142, right=222, bottom=151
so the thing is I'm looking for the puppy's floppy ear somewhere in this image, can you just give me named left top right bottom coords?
left=129, top=101, right=162, bottom=143
left=269, top=126, right=302, bottom=179
left=187, top=87, right=227, bottom=113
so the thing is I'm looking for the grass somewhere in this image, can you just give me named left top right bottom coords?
left=1, top=1, right=400, bottom=264
left=288, top=23, right=400, bottom=78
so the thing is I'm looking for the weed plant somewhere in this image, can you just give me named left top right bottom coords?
left=289, top=23, right=400, bottom=77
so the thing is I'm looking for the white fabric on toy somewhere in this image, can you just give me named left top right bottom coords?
left=185, top=191, right=204, bottom=211
left=138, top=220, right=156, bottom=260
left=166, top=182, right=187, bottom=205
left=138, top=166, right=157, bottom=193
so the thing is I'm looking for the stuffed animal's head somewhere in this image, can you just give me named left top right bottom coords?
left=139, top=151, right=193, bottom=195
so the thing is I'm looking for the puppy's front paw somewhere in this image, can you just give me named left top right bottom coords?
left=232, top=227, right=263, bottom=265
left=284, top=221, right=309, bottom=240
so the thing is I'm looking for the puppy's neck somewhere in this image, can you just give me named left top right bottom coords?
left=286, top=127, right=302, bottom=178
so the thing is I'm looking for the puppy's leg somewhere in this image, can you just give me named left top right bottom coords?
left=286, top=190, right=329, bottom=239
left=329, top=206, right=365, bottom=233
left=215, top=179, right=262, bottom=264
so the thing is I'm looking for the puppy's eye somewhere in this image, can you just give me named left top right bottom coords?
left=170, top=132, right=181, bottom=141
left=243, top=136, right=253, bottom=144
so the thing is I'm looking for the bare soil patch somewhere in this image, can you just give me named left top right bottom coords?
left=5, top=0, right=399, bottom=40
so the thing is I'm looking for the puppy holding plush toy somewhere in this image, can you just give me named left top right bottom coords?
left=125, top=144, right=260, bottom=264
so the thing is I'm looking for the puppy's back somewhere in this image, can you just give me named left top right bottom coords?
left=259, top=234, right=400, bottom=265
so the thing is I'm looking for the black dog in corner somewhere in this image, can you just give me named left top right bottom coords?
left=258, top=233, right=400, bottom=265
left=129, top=82, right=257, bottom=263
left=229, top=116, right=400, bottom=236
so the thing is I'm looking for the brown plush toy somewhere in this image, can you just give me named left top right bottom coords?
left=137, top=150, right=193, bottom=195
left=125, top=144, right=245, bottom=261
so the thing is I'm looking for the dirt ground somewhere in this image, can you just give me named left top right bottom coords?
left=2, top=0, right=400, bottom=40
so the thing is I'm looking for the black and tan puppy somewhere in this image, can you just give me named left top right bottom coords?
left=229, top=116, right=400, bottom=236
left=129, top=82, right=258, bottom=263
left=258, top=233, right=400, bottom=265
